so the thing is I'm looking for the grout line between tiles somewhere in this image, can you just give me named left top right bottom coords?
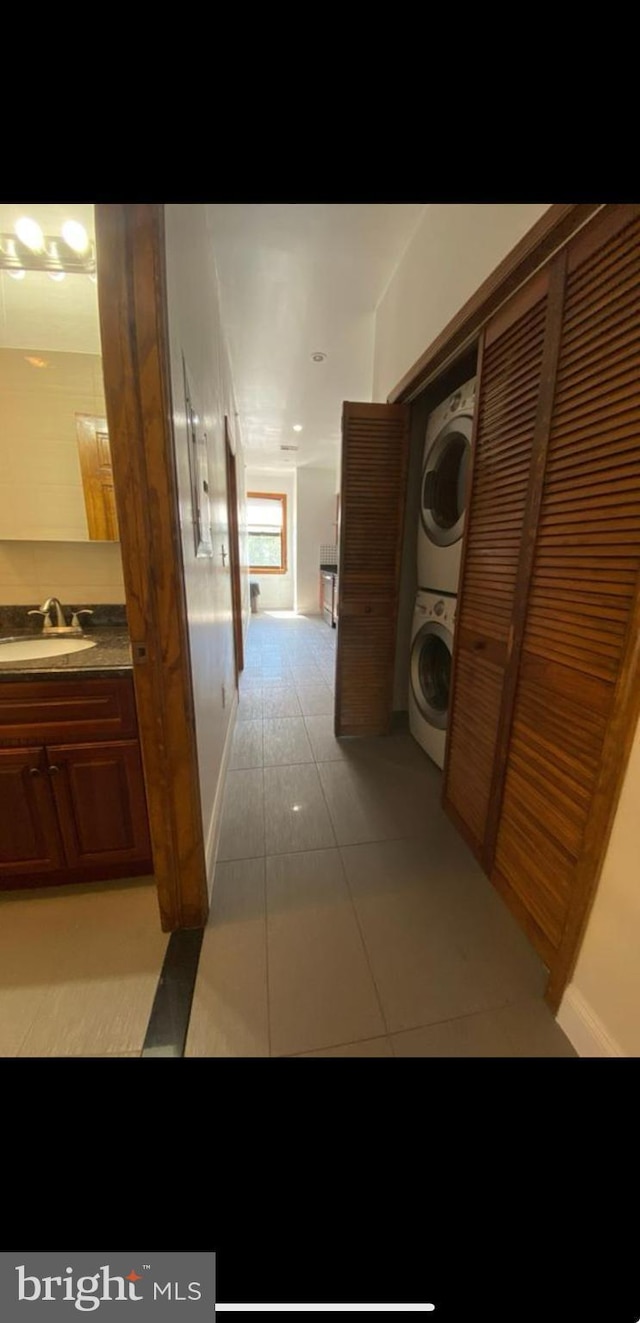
left=337, top=845, right=391, bottom=1040
left=283, top=1030, right=392, bottom=1058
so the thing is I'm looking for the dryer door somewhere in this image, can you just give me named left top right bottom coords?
left=421, top=414, right=473, bottom=548
left=410, top=620, right=453, bottom=730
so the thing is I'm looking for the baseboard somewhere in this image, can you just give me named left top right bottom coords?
left=556, top=984, right=625, bottom=1058
left=203, top=687, right=239, bottom=900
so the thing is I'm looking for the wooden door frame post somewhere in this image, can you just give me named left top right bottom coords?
left=95, top=203, right=208, bottom=931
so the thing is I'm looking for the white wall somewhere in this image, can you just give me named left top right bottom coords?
left=557, top=718, right=640, bottom=1056
left=244, top=469, right=296, bottom=611
left=164, top=203, right=249, bottom=889
left=296, top=467, right=336, bottom=615
left=373, top=203, right=551, bottom=401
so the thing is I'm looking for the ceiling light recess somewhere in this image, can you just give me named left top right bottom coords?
left=311, top=351, right=327, bottom=362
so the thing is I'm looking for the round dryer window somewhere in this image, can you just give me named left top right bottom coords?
left=421, top=414, right=472, bottom=548
left=410, top=621, right=452, bottom=730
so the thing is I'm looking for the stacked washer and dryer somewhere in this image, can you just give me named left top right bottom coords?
left=409, top=378, right=476, bottom=768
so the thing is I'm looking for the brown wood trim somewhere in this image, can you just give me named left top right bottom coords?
left=491, top=864, right=557, bottom=971
left=484, top=267, right=549, bottom=349
left=482, top=250, right=568, bottom=874
left=566, top=202, right=640, bottom=274
left=247, top=490, right=287, bottom=574
left=441, top=329, right=485, bottom=801
left=389, top=204, right=602, bottom=404
left=545, top=575, right=640, bottom=1011
left=95, top=204, right=208, bottom=930
left=224, top=416, right=244, bottom=682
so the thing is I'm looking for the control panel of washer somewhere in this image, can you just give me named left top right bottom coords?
left=417, top=596, right=457, bottom=628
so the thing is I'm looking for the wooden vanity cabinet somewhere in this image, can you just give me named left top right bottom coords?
left=0, top=676, right=152, bottom=888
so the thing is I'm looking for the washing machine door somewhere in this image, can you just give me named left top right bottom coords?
left=410, top=620, right=453, bottom=730
left=421, top=413, right=473, bottom=548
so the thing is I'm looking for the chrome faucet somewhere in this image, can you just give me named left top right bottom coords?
left=28, top=598, right=94, bottom=635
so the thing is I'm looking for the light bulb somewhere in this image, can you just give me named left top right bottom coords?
left=8, top=268, right=26, bottom=280
left=293, top=424, right=303, bottom=432
left=48, top=271, right=66, bottom=282
left=62, top=220, right=89, bottom=254
left=15, top=217, right=44, bottom=252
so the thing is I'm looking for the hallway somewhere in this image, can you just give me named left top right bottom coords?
left=185, top=613, right=575, bottom=1057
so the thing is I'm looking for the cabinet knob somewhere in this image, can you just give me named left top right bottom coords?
left=48, top=764, right=60, bottom=775
left=28, top=766, right=40, bottom=776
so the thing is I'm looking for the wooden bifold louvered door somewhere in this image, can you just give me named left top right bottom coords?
left=335, top=402, right=410, bottom=736
left=444, top=203, right=640, bottom=1001
left=444, top=266, right=559, bottom=859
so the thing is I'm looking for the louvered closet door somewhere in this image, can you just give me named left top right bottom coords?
left=492, top=206, right=640, bottom=966
left=443, top=272, right=551, bottom=856
left=335, top=402, right=410, bottom=736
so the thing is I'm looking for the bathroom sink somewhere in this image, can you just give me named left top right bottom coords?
left=0, top=637, right=97, bottom=663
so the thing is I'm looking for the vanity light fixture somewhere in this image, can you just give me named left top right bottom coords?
left=0, top=216, right=96, bottom=280
left=61, top=220, right=89, bottom=254
left=15, top=217, right=44, bottom=252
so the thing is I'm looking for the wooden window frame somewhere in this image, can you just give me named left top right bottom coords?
left=247, top=491, right=288, bottom=575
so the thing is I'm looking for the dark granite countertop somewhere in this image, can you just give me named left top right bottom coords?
left=0, top=604, right=133, bottom=682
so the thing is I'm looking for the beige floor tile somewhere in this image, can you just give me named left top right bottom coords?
left=263, top=687, right=302, bottom=717
left=237, top=690, right=263, bottom=720
left=185, top=858, right=269, bottom=1058
left=263, top=717, right=314, bottom=766
left=296, top=684, right=334, bottom=717
left=230, top=718, right=264, bottom=769
left=317, top=757, right=439, bottom=845
left=303, top=716, right=356, bottom=762
left=217, top=768, right=265, bottom=861
left=295, top=1036, right=393, bottom=1058
left=264, top=764, right=336, bottom=855
left=266, top=849, right=385, bottom=1056
left=341, top=838, right=522, bottom=1032
left=7, top=881, right=167, bottom=1056
left=391, top=1011, right=516, bottom=1057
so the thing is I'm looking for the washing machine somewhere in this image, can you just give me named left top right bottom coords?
left=408, top=589, right=456, bottom=770
left=417, top=377, right=476, bottom=595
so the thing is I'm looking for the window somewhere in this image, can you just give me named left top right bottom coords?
left=247, top=492, right=287, bottom=573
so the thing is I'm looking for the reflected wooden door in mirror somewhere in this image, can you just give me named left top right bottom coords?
left=75, top=413, right=119, bottom=541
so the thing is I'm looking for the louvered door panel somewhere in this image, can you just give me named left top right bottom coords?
left=335, top=402, right=410, bottom=736
left=443, top=275, right=550, bottom=855
left=493, top=210, right=640, bottom=959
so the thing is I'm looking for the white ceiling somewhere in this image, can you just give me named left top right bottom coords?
left=0, top=203, right=101, bottom=355
left=207, top=204, right=426, bottom=471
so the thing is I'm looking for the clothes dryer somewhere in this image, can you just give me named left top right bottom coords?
left=417, top=377, right=475, bottom=594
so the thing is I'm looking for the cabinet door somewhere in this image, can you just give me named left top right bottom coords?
left=492, top=206, right=640, bottom=970
left=0, top=747, right=65, bottom=876
left=443, top=268, right=558, bottom=859
left=335, top=401, right=410, bottom=735
left=46, top=740, right=151, bottom=867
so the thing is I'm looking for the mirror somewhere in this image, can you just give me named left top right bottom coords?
left=0, top=203, right=118, bottom=542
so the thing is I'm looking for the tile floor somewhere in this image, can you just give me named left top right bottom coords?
left=0, top=876, right=167, bottom=1056
left=185, top=612, right=576, bottom=1058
